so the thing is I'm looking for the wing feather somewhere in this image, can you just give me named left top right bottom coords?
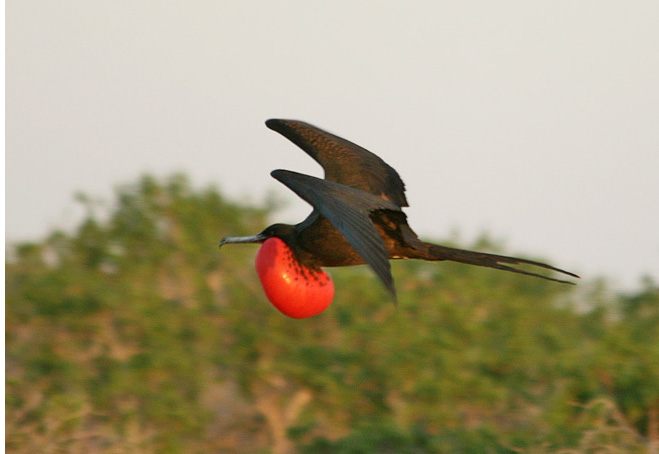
left=266, top=119, right=408, bottom=207
left=271, top=169, right=398, bottom=300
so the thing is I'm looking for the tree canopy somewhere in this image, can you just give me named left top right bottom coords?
left=6, top=174, right=659, bottom=454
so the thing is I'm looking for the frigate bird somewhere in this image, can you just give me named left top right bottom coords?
left=220, top=119, right=578, bottom=318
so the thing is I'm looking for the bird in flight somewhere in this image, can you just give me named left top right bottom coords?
left=220, top=119, right=579, bottom=318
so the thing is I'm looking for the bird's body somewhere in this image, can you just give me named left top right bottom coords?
left=220, top=119, right=579, bottom=317
left=292, top=210, right=427, bottom=266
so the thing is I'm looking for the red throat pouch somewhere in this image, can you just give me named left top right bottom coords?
left=255, top=238, right=335, bottom=318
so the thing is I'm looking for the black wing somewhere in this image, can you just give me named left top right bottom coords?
left=266, top=119, right=408, bottom=207
left=271, top=169, right=400, bottom=301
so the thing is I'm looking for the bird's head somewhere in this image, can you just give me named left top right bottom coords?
left=219, top=223, right=294, bottom=247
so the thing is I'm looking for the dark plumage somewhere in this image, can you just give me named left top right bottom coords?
left=220, top=119, right=579, bottom=302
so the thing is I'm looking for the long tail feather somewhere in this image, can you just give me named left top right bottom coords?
left=424, top=243, right=580, bottom=284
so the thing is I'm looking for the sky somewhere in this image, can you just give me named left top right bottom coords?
left=6, top=1, right=659, bottom=290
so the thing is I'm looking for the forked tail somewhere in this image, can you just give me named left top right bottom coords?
left=420, top=242, right=579, bottom=284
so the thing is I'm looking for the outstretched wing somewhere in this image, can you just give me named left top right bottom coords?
left=266, top=119, right=408, bottom=207
left=271, top=169, right=400, bottom=300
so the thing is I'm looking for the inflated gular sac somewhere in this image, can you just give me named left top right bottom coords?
left=255, top=238, right=335, bottom=318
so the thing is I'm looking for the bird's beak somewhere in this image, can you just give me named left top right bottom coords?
left=219, top=233, right=268, bottom=248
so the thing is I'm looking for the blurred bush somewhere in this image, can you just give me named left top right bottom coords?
left=6, top=174, right=658, bottom=454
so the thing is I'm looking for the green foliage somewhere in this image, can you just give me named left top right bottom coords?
left=6, top=174, right=658, bottom=454
left=301, top=421, right=514, bottom=454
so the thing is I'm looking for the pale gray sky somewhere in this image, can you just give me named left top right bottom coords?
left=6, top=1, right=659, bottom=289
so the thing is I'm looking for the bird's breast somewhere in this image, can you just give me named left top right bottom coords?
left=295, top=219, right=366, bottom=267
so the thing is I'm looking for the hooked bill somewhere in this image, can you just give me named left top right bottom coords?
left=255, top=238, right=335, bottom=318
